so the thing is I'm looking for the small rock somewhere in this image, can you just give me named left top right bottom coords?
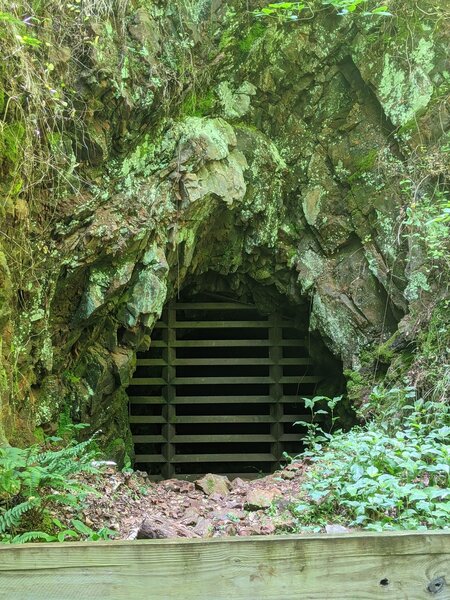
left=180, top=507, right=201, bottom=526
left=193, top=517, right=213, bottom=537
left=163, top=479, right=195, bottom=493
left=285, top=462, right=303, bottom=471
left=230, top=477, right=248, bottom=490
left=280, top=469, right=296, bottom=480
left=196, top=474, right=231, bottom=497
left=137, top=515, right=198, bottom=539
left=244, top=488, right=282, bottom=510
left=325, top=524, right=351, bottom=534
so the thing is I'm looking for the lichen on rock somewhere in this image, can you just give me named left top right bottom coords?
left=0, top=0, right=448, bottom=457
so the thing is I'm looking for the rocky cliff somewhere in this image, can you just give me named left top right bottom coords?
left=0, top=0, right=449, bottom=460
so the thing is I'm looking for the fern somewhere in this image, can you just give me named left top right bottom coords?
left=0, top=430, right=101, bottom=542
left=12, top=531, right=56, bottom=544
left=0, top=499, right=40, bottom=534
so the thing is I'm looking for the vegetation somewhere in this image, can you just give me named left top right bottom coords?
left=289, top=394, right=449, bottom=532
left=0, top=428, right=115, bottom=543
left=0, top=0, right=448, bottom=544
left=254, top=1, right=392, bottom=19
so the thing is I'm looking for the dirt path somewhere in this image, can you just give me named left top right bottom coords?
left=65, top=462, right=313, bottom=540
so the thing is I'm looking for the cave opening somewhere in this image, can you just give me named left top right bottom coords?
left=128, top=284, right=345, bottom=480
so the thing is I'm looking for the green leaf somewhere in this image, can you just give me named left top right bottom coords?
left=71, top=519, right=93, bottom=536
left=366, top=466, right=379, bottom=477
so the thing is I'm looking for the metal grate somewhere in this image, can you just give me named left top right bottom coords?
left=128, top=299, right=322, bottom=480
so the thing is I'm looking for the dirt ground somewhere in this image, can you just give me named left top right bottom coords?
left=61, top=461, right=338, bottom=540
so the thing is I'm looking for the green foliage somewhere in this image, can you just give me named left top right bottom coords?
left=238, top=23, right=266, bottom=53
left=0, top=434, right=101, bottom=542
left=6, top=518, right=116, bottom=544
left=181, top=90, right=215, bottom=117
left=0, top=11, right=41, bottom=47
left=254, top=1, right=392, bottom=20
left=294, top=395, right=343, bottom=447
left=291, top=395, right=449, bottom=531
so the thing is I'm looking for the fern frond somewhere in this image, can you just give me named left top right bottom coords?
left=0, top=498, right=40, bottom=534
left=12, top=531, right=56, bottom=544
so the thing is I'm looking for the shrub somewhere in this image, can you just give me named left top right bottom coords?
left=292, top=396, right=450, bottom=531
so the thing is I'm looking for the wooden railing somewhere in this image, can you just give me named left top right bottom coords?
left=0, top=531, right=449, bottom=599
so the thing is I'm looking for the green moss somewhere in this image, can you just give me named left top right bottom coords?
left=373, top=331, right=400, bottom=364
left=34, top=427, right=45, bottom=443
left=0, top=122, right=25, bottom=164
left=106, top=436, right=132, bottom=467
left=238, top=23, right=266, bottom=53
left=348, top=149, right=378, bottom=183
left=180, top=90, right=215, bottom=117
left=344, top=369, right=366, bottom=405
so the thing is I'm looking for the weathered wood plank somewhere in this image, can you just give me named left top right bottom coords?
left=0, top=532, right=449, bottom=600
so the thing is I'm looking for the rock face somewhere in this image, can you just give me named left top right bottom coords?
left=0, top=1, right=448, bottom=456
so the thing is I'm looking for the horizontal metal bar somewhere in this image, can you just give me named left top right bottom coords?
left=155, top=321, right=270, bottom=329
left=279, top=358, right=313, bottom=365
left=174, top=302, right=256, bottom=310
left=280, top=414, right=310, bottom=422
left=281, top=376, right=321, bottom=383
left=129, top=416, right=165, bottom=424
left=132, top=435, right=165, bottom=443
left=172, top=376, right=273, bottom=385
left=136, top=359, right=167, bottom=366
left=280, top=434, right=304, bottom=442
left=129, top=395, right=316, bottom=405
left=171, top=395, right=275, bottom=404
left=130, top=378, right=166, bottom=385
left=150, top=339, right=307, bottom=348
left=128, top=396, right=165, bottom=404
left=172, top=453, right=276, bottom=463
left=172, top=434, right=274, bottom=443
left=174, top=358, right=272, bottom=366
left=281, top=395, right=314, bottom=403
left=134, top=454, right=165, bottom=463
left=150, top=340, right=270, bottom=347
left=173, top=415, right=275, bottom=424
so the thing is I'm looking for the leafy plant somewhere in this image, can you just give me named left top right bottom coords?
left=294, top=395, right=343, bottom=447
left=291, top=394, right=450, bottom=531
left=254, top=1, right=392, bottom=20
left=0, top=434, right=101, bottom=542
left=4, top=517, right=117, bottom=544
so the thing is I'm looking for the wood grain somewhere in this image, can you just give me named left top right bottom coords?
left=0, top=532, right=449, bottom=600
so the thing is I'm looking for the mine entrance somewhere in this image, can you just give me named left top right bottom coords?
left=129, top=296, right=323, bottom=480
